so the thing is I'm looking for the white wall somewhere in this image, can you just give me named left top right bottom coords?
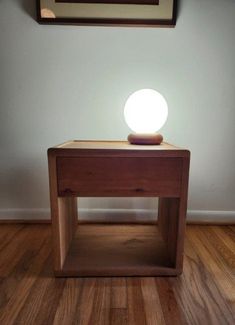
left=0, top=0, right=235, bottom=221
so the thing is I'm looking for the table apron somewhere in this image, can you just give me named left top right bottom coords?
left=56, top=156, right=183, bottom=197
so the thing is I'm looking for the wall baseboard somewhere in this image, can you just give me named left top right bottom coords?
left=0, top=208, right=234, bottom=224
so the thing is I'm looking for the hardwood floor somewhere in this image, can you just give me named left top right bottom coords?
left=0, top=224, right=234, bottom=324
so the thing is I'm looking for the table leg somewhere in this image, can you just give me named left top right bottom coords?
left=158, top=197, right=186, bottom=272
left=48, top=151, right=78, bottom=273
left=51, top=197, right=78, bottom=273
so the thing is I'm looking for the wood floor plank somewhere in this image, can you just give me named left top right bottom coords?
left=229, top=226, right=235, bottom=232
left=0, top=224, right=48, bottom=276
left=0, top=225, right=50, bottom=311
left=0, top=224, right=24, bottom=252
left=188, top=227, right=235, bottom=288
left=16, top=256, right=54, bottom=325
left=211, top=226, right=235, bottom=257
left=155, top=278, right=188, bottom=325
left=140, top=277, right=165, bottom=325
left=127, top=278, right=147, bottom=325
left=199, top=226, right=235, bottom=270
left=53, top=278, right=83, bottom=324
left=33, top=277, right=66, bottom=324
left=0, top=228, right=51, bottom=324
left=0, top=250, right=44, bottom=311
left=186, top=226, right=235, bottom=311
left=219, top=226, right=235, bottom=244
left=171, top=231, right=235, bottom=325
left=87, top=278, right=111, bottom=325
left=76, top=278, right=96, bottom=325
left=111, top=278, right=127, bottom=309
left=110, top=308, right=128, bottom=325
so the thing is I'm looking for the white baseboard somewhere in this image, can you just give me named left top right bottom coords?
left=187, top=210, right=235, bottom=224
left=0, top=209, right=51, bottom=221
left=0, top=208, right=234, bottom=224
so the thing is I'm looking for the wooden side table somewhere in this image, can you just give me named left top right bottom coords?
left=48, top=140, right=190, bottom=276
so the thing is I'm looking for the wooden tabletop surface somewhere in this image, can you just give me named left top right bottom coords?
left=52, top=140, right=184, bottom=151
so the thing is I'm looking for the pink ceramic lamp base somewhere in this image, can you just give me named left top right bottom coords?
left=127, top=133, right=163, bottom=145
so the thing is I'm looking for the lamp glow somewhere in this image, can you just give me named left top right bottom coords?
left=124, top=89, right=168, bottom=145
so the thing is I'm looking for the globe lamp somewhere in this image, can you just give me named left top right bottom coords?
left=124, top=89, right=168, bottom=145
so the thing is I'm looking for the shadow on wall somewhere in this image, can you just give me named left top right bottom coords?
left=20, top=0, right=36, bottom=20
left=177, top=0, right=182, bottom=20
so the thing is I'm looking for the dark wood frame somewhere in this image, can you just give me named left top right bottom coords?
left=36, top=0, right=177, bottom=27
left=56, top=0, right=159, bottom=4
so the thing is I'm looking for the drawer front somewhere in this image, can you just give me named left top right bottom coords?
left=57, top=157, right=183, bottom=197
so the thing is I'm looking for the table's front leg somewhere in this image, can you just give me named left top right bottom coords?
left=158, top=197, right=186, bottom=273
left=51, top=197, right=78, bottom=274
left=48, top=152, right=78, bottom=274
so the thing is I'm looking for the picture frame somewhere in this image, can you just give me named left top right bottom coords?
left=36, top=0, right=177, bottom=27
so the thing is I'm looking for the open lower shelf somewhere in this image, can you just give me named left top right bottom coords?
left=57, top=224, right=178, bottom=277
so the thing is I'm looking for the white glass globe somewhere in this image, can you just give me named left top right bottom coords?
left=124, top=89, right=168, bottom=134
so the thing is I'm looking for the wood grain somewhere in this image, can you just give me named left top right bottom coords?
left=57, top=157, right=182, bottom=197
left=127, top=278, right=147, bottom=325
left=0, top=226, right=51, bottom=324
left=140, top=277, right=165, bottom=324
left=0, top=224, right=23, bottom=251
left=0, top=224, right=234, bottom=324
left=186, top=226, right=235, bottom=308
left=50, top=140, right=182, bottom=151
left=77, top=278, right=96, bottom=324
left=110, top=308, right=128, bottom=325
left=111, top=278, right=127, bottom=308
left=171, top=227, right=235, bottom=325
left=60, top=225, right=175, bottom=276
left=48, top=150, right=78, bottom=272
left=88, top=278, right=111, bottom=325
left=52, top=278, right=83, bottom=324
left=155, top=278, right=188, bottom=324
left=48, top=140, right=190, bottom=158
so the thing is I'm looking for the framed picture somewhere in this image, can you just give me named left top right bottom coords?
left=36, top=0, right=177, bottom=27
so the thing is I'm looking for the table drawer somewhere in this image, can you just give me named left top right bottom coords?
left=57, top=157, right=183, bottom=197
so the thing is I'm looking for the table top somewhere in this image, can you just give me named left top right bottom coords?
left=48, top=140, right=190, bottom=158
left=53, top=140, right=184, bottom=150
